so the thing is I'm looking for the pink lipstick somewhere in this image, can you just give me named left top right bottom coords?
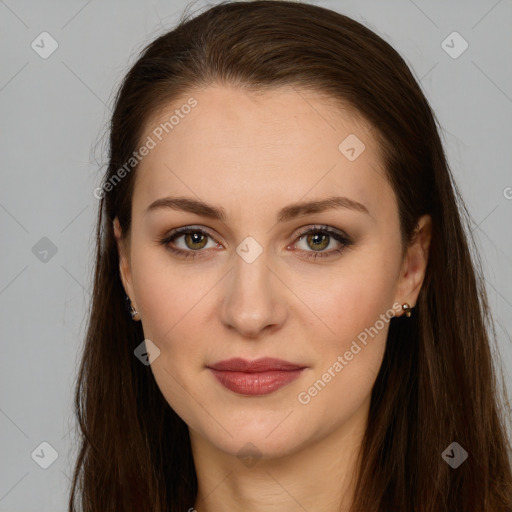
left=207, top=357, right=306, bottom=395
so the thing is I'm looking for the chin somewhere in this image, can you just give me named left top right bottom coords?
left=190, top=411, right=315, bottom=462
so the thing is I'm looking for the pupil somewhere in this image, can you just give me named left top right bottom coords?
left=186, top=232, right=206, bottom=249
left=308, top=233, right=328, bottom=251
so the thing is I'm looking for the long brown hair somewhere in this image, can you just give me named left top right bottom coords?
left=68, top=1, right=512, bottom=510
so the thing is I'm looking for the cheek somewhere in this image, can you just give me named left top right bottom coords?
left=300, top=256, right=397, bottom=354
left=130, top=245, right=210, bottom=340
left=134, top=278, right=211, bottom=373
left=294, top=254, right=397, bottom=415
left=295, top=275, right=393, bottom=426
left=130, top=249, right=218, bottom=401
left=309, top=284, right=391, bottom=391
left=131, top=256, right=212, bottom=425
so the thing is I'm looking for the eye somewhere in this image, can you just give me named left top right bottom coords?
left=291, top=225, right=352, bottom=260
left=159, top=224, right=352, bottom=261
left=160, top=227, right=221, bottom=260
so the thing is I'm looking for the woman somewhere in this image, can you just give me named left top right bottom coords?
left=69, top=1, right=512, bottom=511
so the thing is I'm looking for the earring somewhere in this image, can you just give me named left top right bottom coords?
left=124, top=294, right=140, bottom=321
left=402, top=303, right=412, bottom=317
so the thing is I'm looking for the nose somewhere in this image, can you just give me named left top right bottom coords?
left=220, top=249, right=287, bottom=339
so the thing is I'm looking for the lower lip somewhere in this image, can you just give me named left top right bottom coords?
left=208, top=368, right=305, bottom=395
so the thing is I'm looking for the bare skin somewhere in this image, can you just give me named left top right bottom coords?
left=114, top=84, right=431, bottom=512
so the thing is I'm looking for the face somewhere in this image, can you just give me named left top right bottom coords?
left=114, top=84, right=430, bottom=461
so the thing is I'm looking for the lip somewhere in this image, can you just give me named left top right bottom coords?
left=208, top=357, right=304, bottom=372
left=207, top=358, right=307, bottom=396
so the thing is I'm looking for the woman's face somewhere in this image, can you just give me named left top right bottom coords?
left=115, top=84, right=429, bottom=460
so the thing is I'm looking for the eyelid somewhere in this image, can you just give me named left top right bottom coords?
left=160, top=224, right=352, bottom=259
left=163, top=224, right=348, bottom=242
left=294, top=224, right=349, bottom=240
left=166, top=225, right=217, bottom=238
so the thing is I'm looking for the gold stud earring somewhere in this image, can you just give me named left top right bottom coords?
left=402, top=303, right=412, bottom=317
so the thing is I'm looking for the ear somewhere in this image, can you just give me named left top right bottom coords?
left=393, top=214, right=432, bottom=316
left=113, top=217, right=136, bottom=306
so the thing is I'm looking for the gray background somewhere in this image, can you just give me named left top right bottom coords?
left=1, top=0, right=511, bottom=510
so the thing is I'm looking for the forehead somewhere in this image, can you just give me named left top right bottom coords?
left=132, top=84, right=395, bottom=223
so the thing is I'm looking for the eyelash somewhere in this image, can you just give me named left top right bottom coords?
left=159, top=224, right=353, bottom=261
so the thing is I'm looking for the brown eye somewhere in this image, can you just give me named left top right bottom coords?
left=293, top=226, right=353, bottom=260
left=183, top=231, right=208, bottom=250
left=305, top=232, right=330, bottom=251
left=160, top=227, right=220, bottom=260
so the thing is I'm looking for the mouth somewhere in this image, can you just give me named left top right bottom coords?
left=206, top=357, right=307, bottom=396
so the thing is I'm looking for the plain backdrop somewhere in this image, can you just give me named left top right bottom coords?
left=1, top=0, right=511, bottom=510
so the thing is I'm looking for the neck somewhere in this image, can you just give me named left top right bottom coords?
left=189, top=397, right=369, bottom=512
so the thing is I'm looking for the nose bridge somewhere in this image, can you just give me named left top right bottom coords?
left=221, top=240, right=286, bottom=337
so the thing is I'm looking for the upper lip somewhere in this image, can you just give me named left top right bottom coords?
left=207, top=357, right=305, bottom=372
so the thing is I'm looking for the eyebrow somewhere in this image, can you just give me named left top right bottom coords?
left=145, top=195, right=370, bottom=222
